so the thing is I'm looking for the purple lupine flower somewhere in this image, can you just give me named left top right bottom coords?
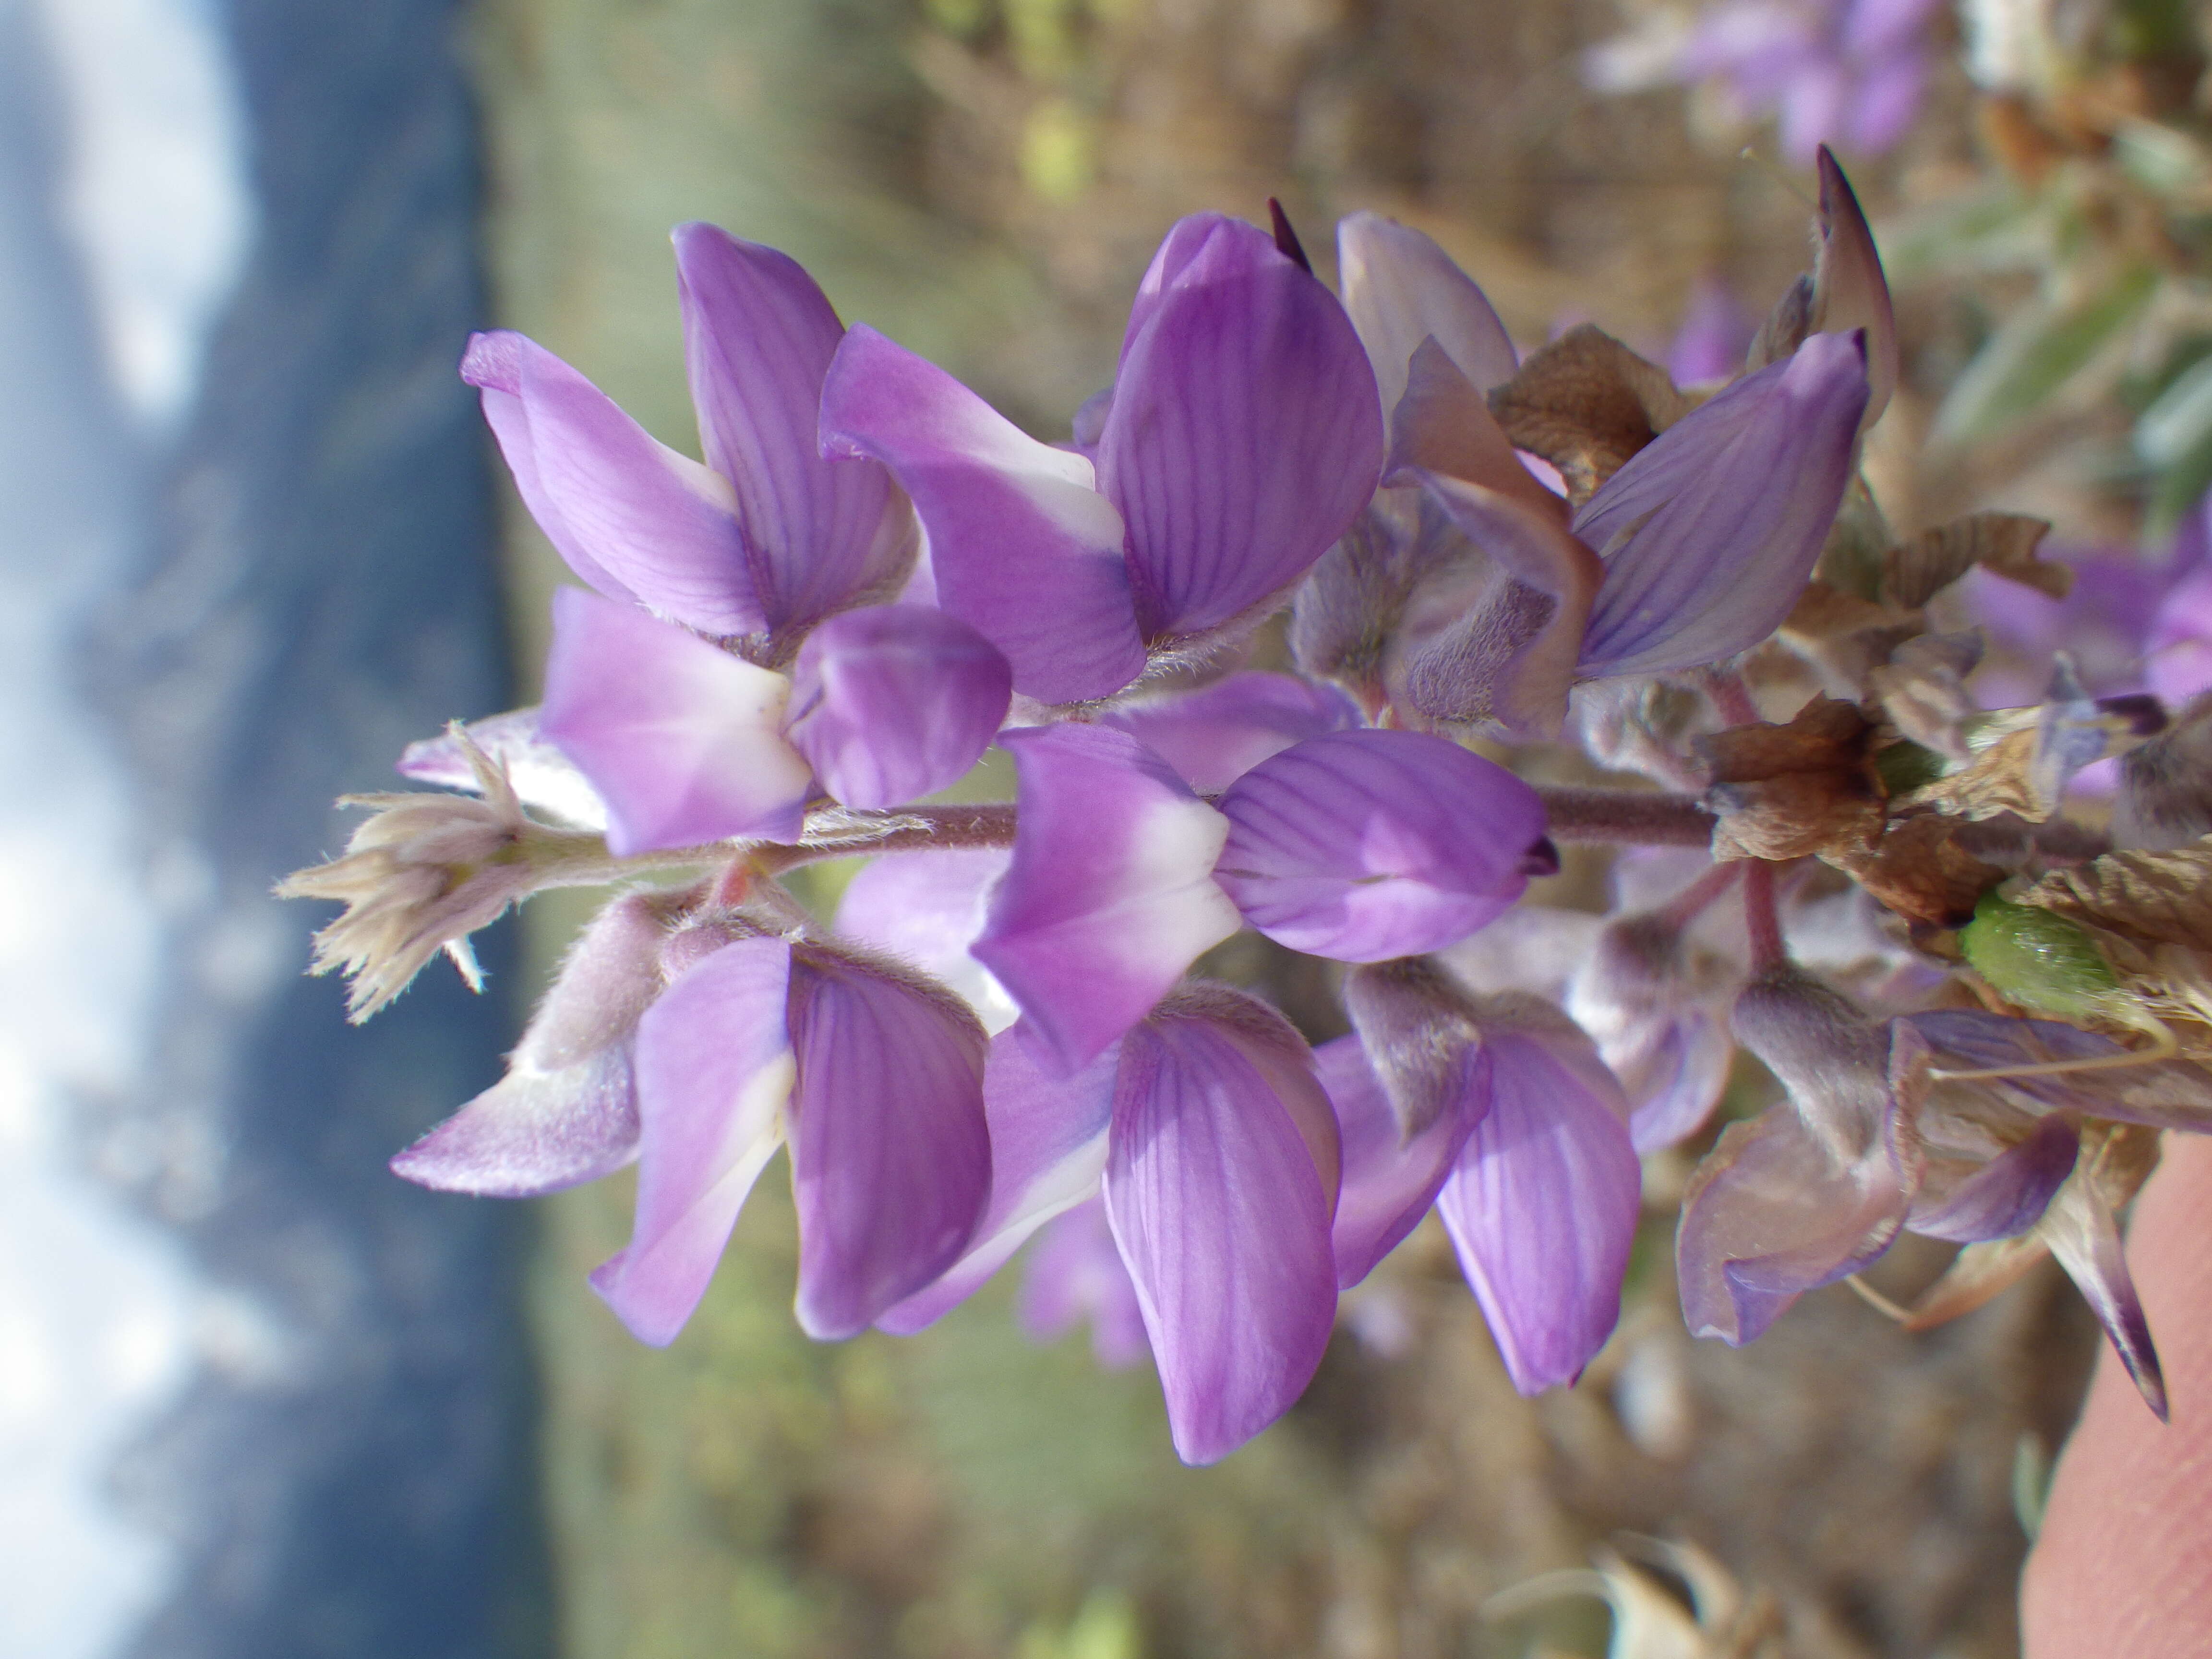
left=1679, top=977, right=2212, bottom=1376
left=818, top=212, right=1384, bottom=704
left=461, top=226, right=913, bottom=649
left=1962, top=495, right=2212, bottom=710
left=1668, top=276, right=1756, bottom=388
left=397, top=706, right=610, bottom=832
left=1572, top=330, right=1871, bottom=679
left=537, top=587, right=1012, bottom=854
left=1322, top=169, right=1879, bottom=738
left=1567, top=906, right=1742, bottom=1153
left=973, top=719, right=1551, bottom=1072
left=1590, top=0, right=1941, bottom=164
left=1331, top=961, right=1642, bottom=1394
left=1019, top=1196, right=1151, bottom=1370
left=1335, top=211, right=1519, bottom=421
left=401, top=892, right=992, bottom=1347
left=457, top=226, right=1015, bottom=850
left=883, top=986, right=1340, bottom=1465
left=833, top=846, right=1019, bottom=1033
left=587, top=926, right=993, bottom=1345
left=1677, top=964, right=1923, bottom=1344
left=1099, top=670, right=1358, bottom=793
left=390, top=887, right=680, bottom=1195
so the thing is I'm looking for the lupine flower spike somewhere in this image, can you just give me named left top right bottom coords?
left=285, top=156, right=2212, bottom=1471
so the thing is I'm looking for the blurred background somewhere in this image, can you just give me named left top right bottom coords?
left=5, top=0, right=2208, bottom=1654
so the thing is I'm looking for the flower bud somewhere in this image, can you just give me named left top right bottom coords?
left=2113, top=691, right=2212, bottom=851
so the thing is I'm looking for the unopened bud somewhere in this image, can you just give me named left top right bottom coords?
left=1342, top=957, right=1483, bottom=1137
left=278, top=737, right=564, bottom=1020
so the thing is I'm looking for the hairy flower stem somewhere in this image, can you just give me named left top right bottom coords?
left=1743, top=860, right=1786, bottom=969
left=544, top=788, right=1717, bottom=898
left=1536, top=788, right=1718, bottom=847
left=1659, top=858, right=1745, bottom=926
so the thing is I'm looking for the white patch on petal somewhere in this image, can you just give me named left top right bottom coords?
left=662, top=651, right=817, bottom=811
left=1107, top=795, right=1241, bottom=983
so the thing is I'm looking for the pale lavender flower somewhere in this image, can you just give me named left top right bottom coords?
left=1595, top=0, right=1944, bottom=164
left=1962, top=496, right=2212, bottom=711
left=1567, top=903, right=1742, bottom=1153
left=819, top=213, right=1384, bottom=704
left=584, top=926, right=992, bottom=1345
left=1317, top=167, right=1880, bottom=739
left=461, top=225, right=914, bottom=650
left=883, top=986, right=1340, bottom=1465
left=1330, top=961, right=1643, bottom=1395
left=402, top=898, right=992, bottom=1348
left=537, top=587, right=1011, bottom=854
left=1018, top=1197, right=1150, bottom=1370
left=1668, top=276, right=1756, bottom=387
left=390, top=888, right=680, bottom=1195
left=1680, top=976, right=2210, bottom=1400
left=1677, top=964, right=1923, bottom=1345
left=1334, top=211, right=1520, bottom=421
left=972, top=720, right=1551, bottom=1073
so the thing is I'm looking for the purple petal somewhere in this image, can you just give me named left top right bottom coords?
left=590, top=937, right=795, bottom=1346
left=1667, top=276, right=1753, bottom=387
left=1317, top=1034, right=1476, bottom=1288
left=519, top=888, right=679, bottom=1070
left=460, top=330, right=759, bottom=635
left=1777, top=63, right=1849, bottom=163
left=1336, top=211, right=1519, bottom=421
left=1575, top=332, right=1868, bottom=680
left=1018, top=1198, right=1151, bottom=1370
left=834, top=848, right=1016, bottom=1033
left=1435, top=1021, right=1639, bottom=1394
left=397, top=707, right=608, bottom=831
left=538, top=588, right=815, bottom=854
left=876, top=1022, right=1118, bottom=1334
left=2147, top=564, right=2212, bottom=707
left=782, top=605, right=1011, bottom=809
left=673, top=224, right=905, bottom=631
left=818, top=325, right=1145, bottom=704
left=1214, top=728, right=1548, bottom=962
left=1104, top=1009, right=1338, bottom=1464
left=972, top=725, right=1241, bottom=1074
left=1099, top=671, right=1358, bottom=793
left=1622, top=1011, right=1736, bottom=1153
left=2043, top=1172, right=2168, bottom=1419
left=784, top=946, right=992, bottom=1339
left=1098, top=215, right=1384, bottom=640
left=392, top=888, right=674, bottom=1196
left=1844, top=0, right=1944, bottom=60
left=391, top=1046, right=639, bottom=1198
left=1395, top=467, right=1601, bottom=741
left=1676, top=1100, right=1912, bottom=1345
left=1910, top=1115, right=2079, bottom=1243
left=1384, top=339, right=1571, bottom=518
left=1842, top=53, right=1926, bottom=154
left=1909, top=1009, right=2212, bottom=1132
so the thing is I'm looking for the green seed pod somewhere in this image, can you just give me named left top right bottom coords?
left=1959, top=892, right=2120, bottom=1022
